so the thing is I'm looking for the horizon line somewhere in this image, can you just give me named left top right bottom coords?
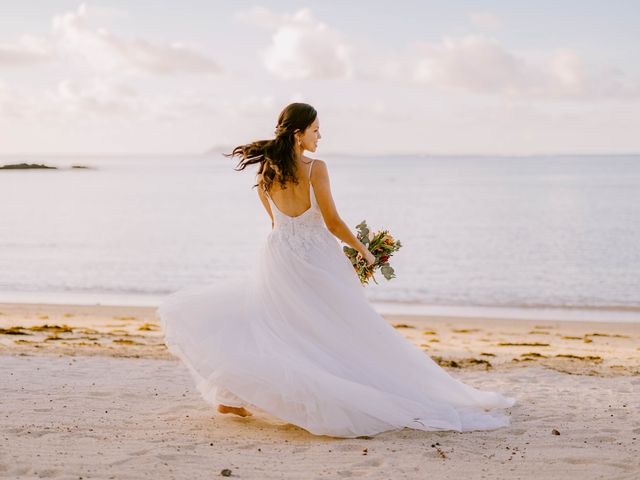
left=1, top=151, right=639, bottom=158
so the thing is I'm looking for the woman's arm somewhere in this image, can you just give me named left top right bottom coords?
left=311, top=160, right=374, bottom=264
left=256, top=178, right=274, bottom=229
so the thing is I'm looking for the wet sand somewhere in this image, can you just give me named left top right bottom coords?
left=1, top=302, right=638, bottom=376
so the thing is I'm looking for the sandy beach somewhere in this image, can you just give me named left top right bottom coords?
left=1, top=302, right=639, bottom=479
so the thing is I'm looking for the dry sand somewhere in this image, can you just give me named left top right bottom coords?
left=1, top=302, right=639, bottom=479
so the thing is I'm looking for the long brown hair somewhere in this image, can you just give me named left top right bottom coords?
left=225, top=102, right=317, bottom=193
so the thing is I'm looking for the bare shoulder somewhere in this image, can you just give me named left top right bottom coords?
left=309, top=158, right=328, bottom=179
left=311, top=158, right=327, bottom=168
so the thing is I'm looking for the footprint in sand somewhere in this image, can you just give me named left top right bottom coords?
left=128, top=448, right=152, bottom=456
left=353, top=457, right=385, bottom=467
left=334, top=443, right=368, bottom=453
left=24, top=429, right=56, bottom=439
left=562, top=457, right=598, bottom=465
left=87, top=390, right=113, bottom=398
left=236, top=442, right=261, bottom=450
left=155, top=454, right=180, bottom=462
left=585, top=435, right=617, bottom=442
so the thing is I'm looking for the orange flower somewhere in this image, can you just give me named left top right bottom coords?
left=382, top=234, right=394, bottom=244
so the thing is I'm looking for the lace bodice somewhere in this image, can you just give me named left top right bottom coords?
left=264, top=160, right=336, bottom=260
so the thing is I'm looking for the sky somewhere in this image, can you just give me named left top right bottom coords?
left=0, top=0, right=639, bottom=155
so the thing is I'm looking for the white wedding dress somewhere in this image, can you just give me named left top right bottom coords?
left=157, top=160, right=516, bottom=438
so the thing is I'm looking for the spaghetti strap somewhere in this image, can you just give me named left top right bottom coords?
left=308, top=159, right=315, bottom=181
left=308, top=160, right=316, bottom=206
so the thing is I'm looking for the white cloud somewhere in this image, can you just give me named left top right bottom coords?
left=0, top=4, right=221, bottom=75
left=469, top=12, right=503, bottom=30
left=51, top=4, right=222, bottom=75
left=407, top=34, right=640, bottom=100
left=411, top=35, right=527, bottom=94
left=237, top=7, right=352, bottom=80
left=235, top=8, right=639, bottom=101
left=0, top=35, right=50, bottom=67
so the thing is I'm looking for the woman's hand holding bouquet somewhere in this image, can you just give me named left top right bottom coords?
left=343, top=220, right=402, bottom=286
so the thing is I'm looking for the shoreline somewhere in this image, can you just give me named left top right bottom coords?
left=0, top=293, right=638, bottom=323
left=1, top=302, right=638, bottom=377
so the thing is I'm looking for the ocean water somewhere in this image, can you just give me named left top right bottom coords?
left=1, top=154, right=639, bottom=318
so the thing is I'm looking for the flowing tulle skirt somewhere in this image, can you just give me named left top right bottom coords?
left=157, top=228, right=515, bottom=438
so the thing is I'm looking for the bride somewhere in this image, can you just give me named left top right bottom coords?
left=157, top=102, right=516, bottom=438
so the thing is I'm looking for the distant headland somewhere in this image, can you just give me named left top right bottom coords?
left=0, top=163, right=92, bottom=170
left=0, top=163, right=56, bottom=169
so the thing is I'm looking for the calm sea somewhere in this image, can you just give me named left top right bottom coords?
left=1, top=154, right=639, bottom=321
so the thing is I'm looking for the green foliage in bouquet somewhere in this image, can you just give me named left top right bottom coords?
left=343, top=220, right=402, bottom=286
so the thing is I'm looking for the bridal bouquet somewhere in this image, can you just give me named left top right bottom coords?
left=343, top=220, right=402, bottom=285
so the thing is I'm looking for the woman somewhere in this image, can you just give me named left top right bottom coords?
left=157, top=102, right=516, bottom=438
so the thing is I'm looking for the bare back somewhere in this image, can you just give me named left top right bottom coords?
left=264, top=159, right=315, bottom=218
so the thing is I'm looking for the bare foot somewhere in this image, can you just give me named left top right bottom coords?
left=217, top=404, right=253, bottom=417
